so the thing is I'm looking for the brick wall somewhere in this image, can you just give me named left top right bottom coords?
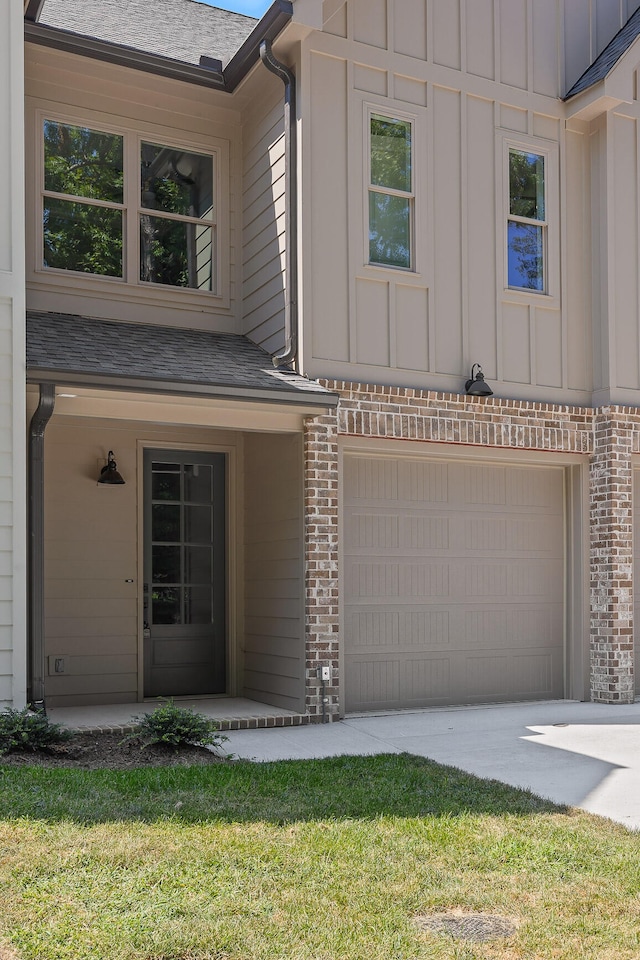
left=303, top=383, right=640, bottom=715
left=303, top=414, right=340, bottom=719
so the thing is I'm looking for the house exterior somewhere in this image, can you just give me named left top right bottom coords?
left=3, top=0, right=640, bottom=720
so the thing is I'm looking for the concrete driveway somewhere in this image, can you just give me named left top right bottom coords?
left=223, top=700, right=640, bottom=830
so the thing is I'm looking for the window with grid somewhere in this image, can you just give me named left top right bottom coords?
left=507, top=148, right=546, bottom=293
left=368, top=113, right=414, bottom=270
left=42, top=119, right=217, bottom=292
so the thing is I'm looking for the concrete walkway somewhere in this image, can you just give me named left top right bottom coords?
left=223, top=700, right=640, bottom=830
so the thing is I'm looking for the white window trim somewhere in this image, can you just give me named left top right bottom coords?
left=32, top=107, right=230, bottom=308
left=365, top=103, right=417, bottom=274
left=498, top=132, right=560, bottom=307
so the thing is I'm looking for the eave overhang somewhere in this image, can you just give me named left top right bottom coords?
left=26, top=312, right=338, bottom=412
left=26, top=366, right=338, bottom=411
left=24, top=0, right=294, bottom=93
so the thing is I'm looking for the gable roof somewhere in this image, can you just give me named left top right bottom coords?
left=36, top=0, right=257, bottom=67
left=565, top=5, right=640, bottom=99
left=26, top=312, right=338, bottom=408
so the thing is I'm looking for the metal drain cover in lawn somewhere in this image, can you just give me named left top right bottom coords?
left=415, top=911, right=517, bottom=942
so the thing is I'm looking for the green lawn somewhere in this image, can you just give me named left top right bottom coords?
left=0, top=753, right=638, bottom=960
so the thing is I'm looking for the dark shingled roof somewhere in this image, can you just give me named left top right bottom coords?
left=26, top=312, right=337, bottom=406
left=565, top=5, right=640, bottom=99
left=38, top=0, right=257, bottom=66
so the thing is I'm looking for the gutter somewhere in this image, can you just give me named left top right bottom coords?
left=27, top=383, right=56, bottom=710
left=260, top=40, right=298, bottom=369
left=26, top=368, right=339, bottom=409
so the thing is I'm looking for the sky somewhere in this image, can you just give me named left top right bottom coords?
left=200, top=0, right=272, bottom=17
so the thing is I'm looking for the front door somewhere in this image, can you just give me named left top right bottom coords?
left=143, top=450, right=226, bottom=697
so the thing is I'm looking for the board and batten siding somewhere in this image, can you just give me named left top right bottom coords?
left=241, top=71, right=287, bottom=353
left=301, top=0, right=610, bottom=403
left=24, top=43, right=241, bottom=331
left=243, top=432, right=305, bottom=712
left=0, top=0, right=26, bottom=707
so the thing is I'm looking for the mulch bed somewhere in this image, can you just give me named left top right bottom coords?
left=0, top=732, right=226, bottom=770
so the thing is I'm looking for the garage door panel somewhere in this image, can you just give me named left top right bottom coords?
left=345, top=455, right=565, bottom=711
left=346, top=560, right=451, bottom=598
left=512, top=653, right=563, bottom=697
left=465, top=606, right=560, bottom=647
left=346, top=658, right=401, bottom=710
left=346, top=608, right=451, bottom=649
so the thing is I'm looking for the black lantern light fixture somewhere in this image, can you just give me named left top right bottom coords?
left=465, top=363, right=493, bottom=397
left=98, top=450, right=125, bottom=485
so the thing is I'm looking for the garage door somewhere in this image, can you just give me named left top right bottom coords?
left=344, top=455, right=565, bottom=712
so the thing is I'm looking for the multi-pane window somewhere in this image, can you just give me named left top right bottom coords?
left=43, top=121, right=124, bottom=277
left=42, top=120, right=216, bottom=292
left=507, top=148, right=546, bottom=292
left=368, top=113, right=413, bottom=270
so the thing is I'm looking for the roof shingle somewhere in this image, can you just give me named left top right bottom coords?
left=38, top=0, right=257, bottom=66
left=26, top=312, right=337, bottom=406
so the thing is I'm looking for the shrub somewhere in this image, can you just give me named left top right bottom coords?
left=0, top=707, right=73, bottom=755
left=126, top=701, right=228, bottom=753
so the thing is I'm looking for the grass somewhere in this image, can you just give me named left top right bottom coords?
left=0, top=753, right=639, bottom=959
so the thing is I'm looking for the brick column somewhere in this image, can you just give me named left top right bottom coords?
left=590, top=410, right=634, bottom=702
left=303, top=413, right=340, bottom=720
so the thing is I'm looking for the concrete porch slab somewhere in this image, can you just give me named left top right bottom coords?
left=48, top=698, right=307, bottom=732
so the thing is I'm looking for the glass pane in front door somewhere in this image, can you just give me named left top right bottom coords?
left=143, top=450, right=225, bottom=697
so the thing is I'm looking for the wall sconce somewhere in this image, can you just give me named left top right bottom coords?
left=465, top=363, right=493, bottom=397
left=98, top=451, right=125, bottom=485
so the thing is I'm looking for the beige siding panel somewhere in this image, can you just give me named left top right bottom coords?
left=310, top=52, right=350, bottom=362
left=395, top=283, right=429, bottom=372
left=356, top=278, right=389, bottom=366
left=532, top=0, right=560, bottom=97
left=344, top=455, right=565, bottom=711
left=563, top=0, right=592, bottom=93
left=45, top=618, right=134, bottom=640
left=323, top=0, right=347, bottom=37
left=595, top=0, right=628, bottom=62
left=565, top=128, right=591, bottom=392
left=393, top=75, right=428, bottom=108
left=242, top=84, right=286, bottom=350
left=353, top=0, right=387, bottom=49
left=535, top=309, right=563, bottom=388
left=393, top=0, right=427, bottom=61
left=466, top=0, right=495, bottom=80
left=243, top=161, right=285, bottom=216
left=502, top=302, right=531, bottom=383
left=466, top=94, right=497, bottom=377
left=499, top=0, right=527, bottom=90
left=431, top=0, right=461, bottom=69
left=613, top=115, right=639, bottom=391
left=0, top=300, right=15, bottom=702
left=433, top=86, right=462, bottom=375
left=500, top=105, right=528, bottom=134
left=533, top=114, right=560, bottom=142
left=353, top=64, right=387, bottom=96
left=243, top=433, right=304, bottom=712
